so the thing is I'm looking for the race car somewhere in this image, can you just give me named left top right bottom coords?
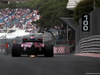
left=12, top=33, right=54, bottom=57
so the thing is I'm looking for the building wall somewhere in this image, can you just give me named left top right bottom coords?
left=66, top=0, right=82, bottom=10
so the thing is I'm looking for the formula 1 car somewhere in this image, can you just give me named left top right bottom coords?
left=12, top=33, right=54, bottom=57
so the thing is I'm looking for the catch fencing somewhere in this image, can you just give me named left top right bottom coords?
left=53, top=30, right=70, bottom=54
left=0, top=37, right=22, bottom=55
left=0, top=39, right=6, bottom=55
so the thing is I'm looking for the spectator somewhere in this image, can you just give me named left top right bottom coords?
left=0, top=8, right=40, bottom=30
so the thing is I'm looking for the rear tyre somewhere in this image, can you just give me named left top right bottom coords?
left=12, top=44, right=21, bottom=57
left=44, top=44, right=54, bottom=57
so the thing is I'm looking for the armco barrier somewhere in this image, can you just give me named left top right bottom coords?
left=53, top=46, right=70, bottom=54
left=0, top=37, right=22, bottom=55
left=0, top=39, right=6, bottom=55
left=6, top=37, right=22, bottom=54
left=79, top=35, right=100, bottom=53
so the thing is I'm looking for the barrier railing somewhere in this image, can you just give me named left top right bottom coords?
left=0, top=39, right=6, bottom=55
left=0, top=37, right=22, bottom=55
left=79, top=35, right=100, bottom=53
left=53, top=45, right=70, bottom=54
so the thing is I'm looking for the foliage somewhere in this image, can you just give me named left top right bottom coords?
left=36, top=0, right=73, bottom=28
left=8, top=3, right=17, bottom=8
left=95, top=0, right=100, bottom=8
left=0, top=0, right=73, bottom=29
left=0, top=3, right=7, bottom=8
left=17, top=0, right=73, bottom=29
left=73, top=0, right=94, bottom=24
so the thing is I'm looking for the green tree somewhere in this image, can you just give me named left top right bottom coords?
left=8, top=3, right=17, bottom=8
left=37, top=0, right=73, bottom=28
left=0, top=3, right=7, bottom=8
left=95, top=0, right=100, bottom=8
left=73, top=0, right=94, bottom=24
left=0, top=0, right=73, bottom=29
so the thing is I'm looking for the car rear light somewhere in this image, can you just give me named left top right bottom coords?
left=31, top=36, right=35, bottom=39
left=38, top=38, right=42, bottom=41
left=42, top=36, right=44, bottom=38
left=23, top=38, right=28, bottom=40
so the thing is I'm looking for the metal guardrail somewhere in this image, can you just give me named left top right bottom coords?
left=79, top=35, right=100, bottom=53
left=0, top=37, right=22, bottom=55
left=0, top=39, right=7, bottom=55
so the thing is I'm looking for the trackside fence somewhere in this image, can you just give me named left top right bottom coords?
left=53, top=30, right=70, bottom=54
left=53, top=45, right=70, bottom=54
left=0, top=37, right=22, bottom=55
left=0, top=39, right=6, bottom=55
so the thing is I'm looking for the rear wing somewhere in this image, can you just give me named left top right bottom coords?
left=23, top=39, right=43, bottom=43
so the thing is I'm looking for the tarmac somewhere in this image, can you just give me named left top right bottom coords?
left=0, top=54, right=100, bottom=75
left=75, top=53, right=100, bottom=58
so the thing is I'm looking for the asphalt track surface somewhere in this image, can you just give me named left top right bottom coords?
left=0, top=54, right=100, bottom=75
